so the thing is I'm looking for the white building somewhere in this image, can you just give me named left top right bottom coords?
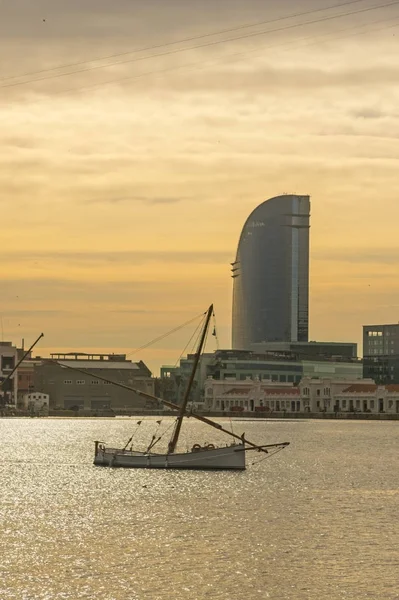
left=202, top=376, right=396, bottom=415
left=298, top=377, right=374, bottom=413
left=23, top=392, right=50, bottom=415
left=204, top=378, right=301, bottom=413
left=334, top=383, right=399, bottom=414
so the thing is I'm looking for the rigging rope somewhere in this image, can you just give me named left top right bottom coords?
left=126, top=310, right=206, bottom=358
left=148, top=418, right=178, bottom=451
left=173, top=313, right=207, bottom=368
left=123, top=420, right=142, bottom=450
left=212, top=309, right=220, bottom=351
left=251, top=445, right=286, bottom=466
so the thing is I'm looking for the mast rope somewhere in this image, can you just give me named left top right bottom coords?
left=122, top=420, right=142, bottom=450
left=126, top=310, right=206, bottom=358
left=211, top=309, right=220, bottom=350
left=251, top=445, right=286, bottom=466
left=147, top=418, right=177, bottom=451
left=174, top=313, right=206, bottom=368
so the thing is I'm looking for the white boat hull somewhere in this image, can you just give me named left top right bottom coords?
left=94, top=443, right=246, bottom=470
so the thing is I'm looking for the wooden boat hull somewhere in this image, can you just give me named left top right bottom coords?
left=94, top=443, right=246, bottom=470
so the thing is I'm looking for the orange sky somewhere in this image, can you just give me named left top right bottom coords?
left=1, top=0, right=399, bottom=374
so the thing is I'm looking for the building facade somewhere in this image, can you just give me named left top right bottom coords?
left=363, top=324, right=399, bottom=384
left=232, top=194, right=310, bottom=349
left=203, top=377, right=399, bottom=415
left=34, top=353, right=155, bottom=411
left=250, top=341, right=357, bottom=360
left=0, top=342, right=18, bottom=407
left=160, top=349, right=363, bottom=406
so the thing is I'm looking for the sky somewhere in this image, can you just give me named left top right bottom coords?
left=1, top=0, right=399, bottom=374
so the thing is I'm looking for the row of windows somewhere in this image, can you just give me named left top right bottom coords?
left=302, top=387, right=331, bottom=396
left=63, top=380, right=112, bottom=385
left=232, top=363, right=302, bottom=372
left=224, top=373, right=301, bottom=383
left=216, top=399, right=298, bottom=409
left=367, top=330, right=396, bottom=337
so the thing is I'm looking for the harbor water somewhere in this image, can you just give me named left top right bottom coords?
left=0, top=417, right=398, bottom=600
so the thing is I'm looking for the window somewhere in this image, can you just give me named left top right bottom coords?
left=77, top=380, right=86, bottom=385
left=370, top=400, right=375, bottom=409
left=316, top=389, right=321, bottom=396
left=91, top=380, right=99, bottom=385
left=342, top=400, right=347, bottom=408
left=356, top=400, right=360, bottom=408
left=103, top=381, right=111, bottom=385
left=64, top=380, right=72, bottom=385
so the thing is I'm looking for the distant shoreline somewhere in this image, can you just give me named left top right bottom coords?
left=2, top=410, right=398, bottom=421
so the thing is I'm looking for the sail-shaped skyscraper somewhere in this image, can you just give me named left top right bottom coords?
left=232, top=194, right=310, bottom=349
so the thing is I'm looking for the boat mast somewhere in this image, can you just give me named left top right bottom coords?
left=167, top=304, right=213, bottom=454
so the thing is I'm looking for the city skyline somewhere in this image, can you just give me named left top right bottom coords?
left=1, top=0, right=399, bottom=372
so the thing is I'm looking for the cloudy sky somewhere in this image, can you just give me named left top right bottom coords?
left=1, top=0, right=399, bottom=372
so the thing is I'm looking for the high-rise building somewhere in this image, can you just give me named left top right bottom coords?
left=363, top=324, right=399, bottom=384
left=232, top=194, right=310, bottom=349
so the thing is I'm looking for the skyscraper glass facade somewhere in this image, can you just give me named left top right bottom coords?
left=232, top=194, right=310, bottom=349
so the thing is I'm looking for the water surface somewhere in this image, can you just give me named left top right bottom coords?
left=0, top=417, right=397, bottom=600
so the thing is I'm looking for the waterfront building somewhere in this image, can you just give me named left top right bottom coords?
left=363, top=324, right=399, bottom=384
left=23, top=392, right=50, bottom=416
left=202, top=377, right=399, bottom=415
left=17, top=358, right=41, bottom=408
left=0, top=342, right=18, bottom=407
left=160, top=349, right=363, bottom=406
left=334, top=383, right=399, bottom=414
left=232, top=194, right=310, bottom=349
left=34, top=352, right=155, bottom=412
left=250, top=341, right=357, bottom=360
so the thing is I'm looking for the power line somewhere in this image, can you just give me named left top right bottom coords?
left=49, top=11, right=399, bottom=98
left=2, top=0, right=398, bottom=90
left=0, top=0, right=369, bottom=83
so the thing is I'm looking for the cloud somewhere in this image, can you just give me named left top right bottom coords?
left=1, top=250, right=232, bottom=266
left=85, top=195, right=190, bottom=205
left=314, top=248, right=399, bottom=265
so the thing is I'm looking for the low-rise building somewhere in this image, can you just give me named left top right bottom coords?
left=17, top=358, right=41, bottom=408
left=203, top=376, right=393, bottom=415
left=161, top=349, right=363, bottom=406
left=0, top=342, right=18, bottom=407
left=334, top=383, right=399, bottom=414
left=204, top=378, right=301, bottom=412
left=24, top=392, right=50, bottom=416
left=34, top=352, right=155, bottom=412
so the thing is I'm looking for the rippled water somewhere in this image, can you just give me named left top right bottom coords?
left=0, top=417, right=398, bottom=600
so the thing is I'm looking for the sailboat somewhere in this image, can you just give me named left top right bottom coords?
left=55, top=305, right=290, bottom=470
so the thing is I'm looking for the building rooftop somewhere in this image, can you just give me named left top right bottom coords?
left=342, top=384, right=399, bottom=393
left=50, top=352, right=129, bottom=361
left=57, top=360, right=140, bottom=370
